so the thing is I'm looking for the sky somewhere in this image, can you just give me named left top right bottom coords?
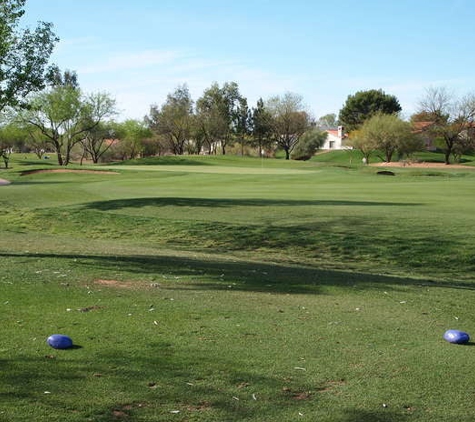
left=22, top=0, right=475, bottom=122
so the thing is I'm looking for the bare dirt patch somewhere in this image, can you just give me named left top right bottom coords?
left=92, top=279, right=161, bottom=290
left=372, top=162, right=474, bottom=169
left=21, top=169, right=118, bottom=175
left=94, top=279, right=137, bottom=289
left=0, top=178, right=11, bottom=185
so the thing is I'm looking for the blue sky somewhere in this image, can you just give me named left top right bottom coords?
left=23, top=0, right=475, bottom=121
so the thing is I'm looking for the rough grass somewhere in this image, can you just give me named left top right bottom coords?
left=1, top=153, right=475, bottom=421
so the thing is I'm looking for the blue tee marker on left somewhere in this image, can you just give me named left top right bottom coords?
left=47, top=334, right=73, bottom=349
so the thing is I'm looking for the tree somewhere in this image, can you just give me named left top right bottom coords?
left=250, top=98, right=273, bottom=157
left=146, top=84, right=194, bottom=155
left=0, top=122, right=18, bottom=167
left=266, top=92, right=312, bottom=160
left=353, top=112, right=423, bottom=163
left=24, top=125, right=49, bottom=158
left=0, top=118, right=31, bottom=167
left=195, top=90, right=226, bottom=155
left=78, top=92, right=118, bottom=163
left=338, top=89, right=401, bottom=132
left=291, top=129, right=327, bottom=160
left=0, top=0, right=59, bottom=111
left=47, top=68, right=79, bottom=89
left=195, top=81, right=244, bottom=155
left=111, top=119, right=151, bottom=160
left=80, top=121, right=116, bottom=164
left=417, top=87, right=475, bottom=164
left=347, top=129, right=377, bottom=164
left=235, top=97, right=251, bottom=155
left=316, top=113, right=337, bottom=129
left=22, top=86, right=117, bottom=165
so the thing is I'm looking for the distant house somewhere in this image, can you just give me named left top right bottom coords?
left=322, top=126, right=348, bottom=150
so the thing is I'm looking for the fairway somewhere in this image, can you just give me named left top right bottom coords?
left=2, top=155, right=475, bottom=421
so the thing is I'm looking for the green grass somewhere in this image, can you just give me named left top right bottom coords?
left=2, top=153, right=475, bottom=421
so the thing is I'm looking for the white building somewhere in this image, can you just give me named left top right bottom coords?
left=322, top=126, right=348, bottom=150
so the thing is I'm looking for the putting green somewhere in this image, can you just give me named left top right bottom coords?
left=102, top=164, right=318, bottom=175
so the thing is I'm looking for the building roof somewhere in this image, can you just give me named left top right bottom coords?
left=326, top=129, right=347, bottom=139
left=412, top=121, right=433, bottom=132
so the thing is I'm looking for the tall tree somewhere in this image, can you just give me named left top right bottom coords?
left=235, top=97, right=251, bottom=155
left=0, top=0, right=59, bottom=111
left=73, top=92, right=117, bottom=164
left=338, top=89, right=401, bottom=132
left=250, top=98, right=273, bottom=157
left=195, top=81, right=244, bottom=155
left=146, top=84, right=194, bottom=155
left=417, top=87, right=475, bottom=164
left=265, top=92, right=312, bottom=160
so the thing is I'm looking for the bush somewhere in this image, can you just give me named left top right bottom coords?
left=291, top=129, right=327, bottom=160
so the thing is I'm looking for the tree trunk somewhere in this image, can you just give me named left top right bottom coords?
left=56, top=151, right=63, bottom=166
left=385, top=150, right=393, bottom=163
left=444, top=150, right=451, bottom=164
left=285, top=148, right=290, bottom=160
left=444, top=138, right=452, bottom=164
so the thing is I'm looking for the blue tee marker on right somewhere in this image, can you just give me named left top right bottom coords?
left=443, top=330, right=470, bottom=344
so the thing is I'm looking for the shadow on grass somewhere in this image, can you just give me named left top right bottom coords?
left=1, top=344, right=414, bottom=421
left=0, top=346, right=327, bottom=421
left=9, top=181, right=77, bottom=185
left=341, top=409, right=409, bottom=422
left=1, top=335, right=412, bottom=421
left=1, top=251, right=473, bottom=294
left=83, top=196, right=422, bottom=211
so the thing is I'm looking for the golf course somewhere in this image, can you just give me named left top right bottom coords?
left=2, top=153, right=475, bottom=421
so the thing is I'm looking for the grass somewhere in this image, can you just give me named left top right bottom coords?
left=1, top=153, right=475, bottom=421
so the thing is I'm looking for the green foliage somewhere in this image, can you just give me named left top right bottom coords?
left=80, top=120, right=116, bottom=163
left=0, top=0, right=59, bottom=111
left=0, top=120, right=30, bottom=153
left=350, top=113, right=424, bottom=163
left=316, top=113, right=337, bottom=129
left=46, top=68, right=79, bottom=89
left=250, top=98, right=273, bottom=156
left=338, top=89, right=402, bottom=132
left=111, top=119, right=153, bottom=160
left=195, top=81, right=244, bottom=155
left=21, top=87, right=117, bottom=165
left=290, top=129, right=327, bottom=160
left=146, top=84, right=194, bottom=155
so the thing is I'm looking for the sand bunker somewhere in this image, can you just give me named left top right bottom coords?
left=372, top=162, right=474, bottom=169
left=0, top=178, right=11, bottom=185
